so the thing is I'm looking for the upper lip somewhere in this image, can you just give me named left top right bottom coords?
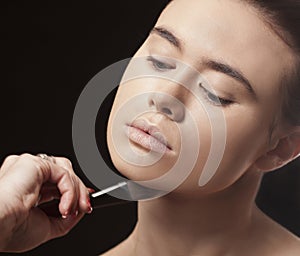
left=127, top=119, right=172, bottom=150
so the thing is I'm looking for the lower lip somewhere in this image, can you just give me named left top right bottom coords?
left=125, top=125, right=170, bottom=154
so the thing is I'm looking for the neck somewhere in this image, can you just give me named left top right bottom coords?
left=128, top=168, right=263, bottom=256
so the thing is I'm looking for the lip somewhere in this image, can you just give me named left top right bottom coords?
left=125, top=119, right=172, bottom=154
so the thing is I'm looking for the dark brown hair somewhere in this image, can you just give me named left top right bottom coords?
left=245, top=0, right=300, bottom=126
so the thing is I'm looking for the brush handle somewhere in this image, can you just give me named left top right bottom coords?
left=37, top=194, right=131, bottom=218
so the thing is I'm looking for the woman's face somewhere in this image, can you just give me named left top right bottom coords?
left=107, top=0, right=294, bottom=194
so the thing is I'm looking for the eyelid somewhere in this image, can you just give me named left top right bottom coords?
left=147, top=55, right=177, bottom=70
left=199, top=82, right=234, bottom=107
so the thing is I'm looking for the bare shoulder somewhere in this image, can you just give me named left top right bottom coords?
left=99, top=246, right=120, bottom=256
left=250, top=207, right=300, bottom=256
left=278, top=231, right=300, bottom=256
left=287, top=240, right=300, bottom=255
left=272, top=234, right=300, bottom=256
left=99, top=245, right=123, bottom=256
left=99, top=238, right=134, bottom=256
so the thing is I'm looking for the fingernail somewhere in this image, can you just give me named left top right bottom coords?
left=62, top=211, right=69, bottom=219
left=87, top=188, right=95, bottom=194
left=71, top=210, right=78, bottom=218
left=86, top=198, right=93, bottom=214
left=87, top=206, right=93, bottom=214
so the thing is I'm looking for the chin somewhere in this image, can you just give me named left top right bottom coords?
left=108, top=144, right=178, bottom=182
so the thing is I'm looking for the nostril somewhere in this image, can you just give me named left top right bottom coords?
left=149, top=99, right=155, bottom=107
left=161, top=107, right=172, bottom=115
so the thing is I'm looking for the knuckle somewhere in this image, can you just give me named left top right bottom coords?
left=62, top=158, right=73, bottom=169
left=56, top=157, right=73, bottom=171
left=21, top=154, right=43, bottom=168
left=18, top=153, right=32, bottom=161
left=17, top=153, right=40, bottom=167
left=3, top=155, right=18, bottom=163
left=19, top=153, right=34, bottom=161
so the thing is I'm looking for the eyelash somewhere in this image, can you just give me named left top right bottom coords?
left=199, top=83, right=234, bottom=107
left=146, top=56, right=234, bottom=107
left=147, top=56, right=176, bottom=72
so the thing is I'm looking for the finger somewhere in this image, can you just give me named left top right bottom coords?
left=49, top=157, right=80, bottom=216
left=51, top=156, right=73, bottom=172
left=57, top=170, right=76, bottom=218
left=77, top=178, right=93, bottom=214
left=68, top=174, right=79, bottom=217
left=48, top=212, right=84, bottom=240
left=37, top=161, right=78, bottom=217
left=48, top=156, right=90, bottom=214
left=0, top=155, right=19, bottom=175
left=37, top=156, right=92, bottom=217
left=87, top=188, right=95, bottom=194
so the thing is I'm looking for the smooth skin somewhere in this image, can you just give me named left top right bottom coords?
left=0, top=153, right=92, bottom=252
left=104, top=0, right=300, bottom=255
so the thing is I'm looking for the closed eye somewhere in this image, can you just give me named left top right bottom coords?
left=199, top=83, right=234, bottom=107
left=147, top=56, right=176, bottom=72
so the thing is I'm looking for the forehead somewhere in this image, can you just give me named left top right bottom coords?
left=156, top=0, right=294, bottom=94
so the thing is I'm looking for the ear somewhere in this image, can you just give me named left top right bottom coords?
left=254, top=128, right=300, bottom=172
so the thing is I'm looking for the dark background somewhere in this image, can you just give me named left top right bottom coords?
left=0, top=1, right=299, bottom=255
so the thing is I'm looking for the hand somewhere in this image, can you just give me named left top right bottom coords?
left=0, top=153, right=93, bottom=252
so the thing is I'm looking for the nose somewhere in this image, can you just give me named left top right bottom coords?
left=148, top=92, right=185, bottom=122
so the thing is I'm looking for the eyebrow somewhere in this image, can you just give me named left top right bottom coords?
left=202, top=59, right=256, bottom=97
left=151, top=27, right=183, bottom=51
left=151, top=26, right=256, bottom=98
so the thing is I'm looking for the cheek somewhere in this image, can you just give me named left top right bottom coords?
left=199, top=110, right=269, bottom=191
left=176, top=105, right=270, bottom=194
